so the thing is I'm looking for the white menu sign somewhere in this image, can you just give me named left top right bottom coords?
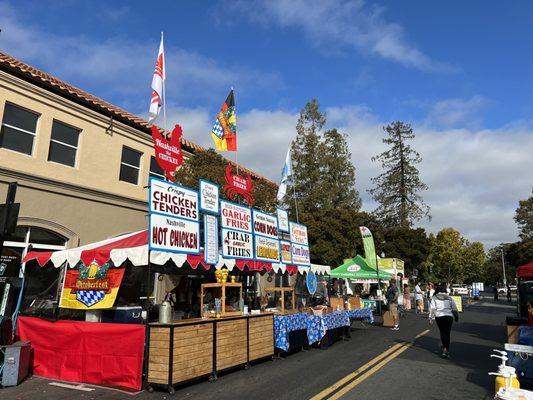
left=289, top=222, right=308, bottom=246
left=277, top=208, right=289, bottom=232
left=220, top=201, right=252, bottom=232
left=221, top=229, right=253, bottom=259
left=291, top=243, right=310, bottom=266
left=203, top=215, right=218, bottom=264
left=199, top=180, right=219, bottom=214
left=150, top=214, right=200, bottom=254
left=254, top=235, right=280, bottom=262
left=253, top=210, right=278, bottom=239
left=149, top=178, right=199, bottom=221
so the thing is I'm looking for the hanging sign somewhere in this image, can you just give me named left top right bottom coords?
left=254, top=235, right=280, bottom=262
left=291, top=243, right=310, bottom=266
left=149, top=178, right=199, bottom=221
left=199, top=180, right=219, bottom=214
left=280, top=240, right=292, bottom=264
left=277, top=208, right=289, bottom=233
left=59, top=262, right=125, bottom=309
left=151, top=124, right=183, bottom=180
left=306, top=271, right=318, bottom=295
left=253, top=210, right=278, bottom=239
left=150, top=214, right=200, bottom=254
left=203, top=214, right=219, bottom=265
left=222, top=228, right=253, bottom=259
left=223, top=164, right=254, bottom=206
left=290, top=222, right=308, bottom=246
left=220, top=200, right=252, bottom=232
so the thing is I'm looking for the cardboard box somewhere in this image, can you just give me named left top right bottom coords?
left=507, top=324, right=520, bottom=344
left=382, top=311, right=395, bottom=327
left=348, top=296, right=361, bottom=310
left=330, top=297, right=344, bottom=311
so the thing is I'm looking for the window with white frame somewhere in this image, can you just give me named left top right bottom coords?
left=0, top=103, right=39, bottom=155
left=119, top=146, right=142, bottom=184
left=149, top=156, right=165, bottom=180
left=48, top=120, right=80, bottom=167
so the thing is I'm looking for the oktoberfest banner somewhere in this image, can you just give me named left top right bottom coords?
left=60, top=262, right=124, bottom=309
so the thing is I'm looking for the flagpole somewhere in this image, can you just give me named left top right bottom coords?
left=232, top=86, right=238, bottom=175
left=161, top=31, right=167, bottom=136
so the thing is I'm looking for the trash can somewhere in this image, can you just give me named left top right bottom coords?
left=1, top=341, right=31, bottom=387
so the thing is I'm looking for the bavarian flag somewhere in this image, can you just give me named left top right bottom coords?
left=211, top=89, right=237, bottom=151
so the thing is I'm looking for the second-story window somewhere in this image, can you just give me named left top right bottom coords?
left=48, top=120, right=80, bottom=167
left=0, top=103, right=39, bottom=155
left=119, top=146, right=142, bottom=185
left=149, top=156, right=165, bottom=180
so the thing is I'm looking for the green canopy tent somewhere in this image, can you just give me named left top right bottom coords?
left=329, top=255, right=392, bottom=282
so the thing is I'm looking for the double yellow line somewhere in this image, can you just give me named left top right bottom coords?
left=310, top=329, right=430, bottom=400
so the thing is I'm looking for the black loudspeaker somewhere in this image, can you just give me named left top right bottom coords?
left=0, top=317, right=13, bottom=345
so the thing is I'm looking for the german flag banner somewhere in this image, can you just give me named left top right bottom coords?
left=211, top=89, right=237, bottom=151
left=59, top=262, right=125, bottom=309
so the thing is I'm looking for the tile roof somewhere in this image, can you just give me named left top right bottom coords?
left=0, top=51, right=276, bottom=186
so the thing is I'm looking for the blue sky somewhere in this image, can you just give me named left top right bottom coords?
left=1, top=0, right=532, bottom=248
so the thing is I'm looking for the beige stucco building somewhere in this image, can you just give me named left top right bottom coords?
left=0, top=52, right=272, bottom=265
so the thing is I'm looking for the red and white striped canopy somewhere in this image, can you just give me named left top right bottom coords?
left=22, top=230, right=327, bottom=274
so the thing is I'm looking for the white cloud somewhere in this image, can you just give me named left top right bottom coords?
left=425, top=95, right=489, bottom=128
left=231, top=0, right=455, bottom=72
left=171, top=102, right=532, bottom=249
left=0, top=3, right=283, bottom=106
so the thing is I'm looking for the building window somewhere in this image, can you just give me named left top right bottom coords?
left=149, top=156, right=165, bottom=179
left=0, top=103, right=39, bottom=155
left=48, top=120, right=80, bottom=167
left=119, top=146, right=142, bottom=184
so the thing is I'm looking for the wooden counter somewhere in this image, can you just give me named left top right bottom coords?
left=147, top=313, right=274, bottom=393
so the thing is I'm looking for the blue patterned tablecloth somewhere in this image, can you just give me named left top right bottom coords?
left=307, top=311, right=351, bottom=345
left=274, top=312, right=310, bottom=352
left=344, top=308, right=374, bottom=324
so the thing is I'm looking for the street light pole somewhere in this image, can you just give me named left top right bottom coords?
left=501, top=246, right=507, bottom=287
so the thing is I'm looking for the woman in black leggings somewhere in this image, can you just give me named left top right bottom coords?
left=429, top=285, right=459, bottom=358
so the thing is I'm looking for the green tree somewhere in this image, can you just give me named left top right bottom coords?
left=430, top=228, right=485, bottom=284
left=289, top=99, right=326, bottom=215
left=483, top=245, right=515, bottom=285
left=430, top=228, right=465, bottom=283
left=173, top=148, right=278, bottom=212
left=286, top=99, right=365, bottom=266
left=462, top=241, right=486, bottom=284
left=368, top=121, right=430, bottom=227
left=320, top=128, right=361, bottom=210
left=382, top=227, right=431, bottom=275
left=515, top=190, right=533, bottom=239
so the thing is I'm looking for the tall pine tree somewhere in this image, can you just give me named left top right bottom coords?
left=287, top=100, right=363, bottom=265
left=369, top=121, right=430, bottom=227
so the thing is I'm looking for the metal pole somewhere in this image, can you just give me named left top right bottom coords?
left=291, top=183, right=299, bottom=224
left=501, top=246, right=507, bottom=287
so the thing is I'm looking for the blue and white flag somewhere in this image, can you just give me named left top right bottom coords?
left=276, top=145, right=293, bottom=202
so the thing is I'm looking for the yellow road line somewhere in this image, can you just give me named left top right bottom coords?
left=310, top=329, right=430, bottom=400
left=415, top=329, right=430, bottom=339
left=309, top=343, right=404, bottom=400
left=328, top=343, right=412, bottom=400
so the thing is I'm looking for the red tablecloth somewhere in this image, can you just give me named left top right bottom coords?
left=17, top=316, right=145, bottom=390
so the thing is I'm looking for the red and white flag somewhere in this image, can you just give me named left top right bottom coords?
left=148, top=33, right=165, bottom=123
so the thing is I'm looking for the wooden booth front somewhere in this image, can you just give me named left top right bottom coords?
left=147, top=313, right=274, bottom=393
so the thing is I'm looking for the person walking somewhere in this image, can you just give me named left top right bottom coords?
left=403, top=283, right=411, bottom=310
left=507, top=284, right=512, bottom=302
left=493, top=286, right=499, bottom=301
left=386, top=278, right=400, bottom=330
left=415, top=281, right=424, bottom=313
left=429, top=284, right=459, bottom=358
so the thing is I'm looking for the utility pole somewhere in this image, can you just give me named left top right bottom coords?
left=501, top=246, right=507, bottom=287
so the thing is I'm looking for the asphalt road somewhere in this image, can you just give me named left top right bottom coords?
left=2, top=296, right=514, bottom=400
